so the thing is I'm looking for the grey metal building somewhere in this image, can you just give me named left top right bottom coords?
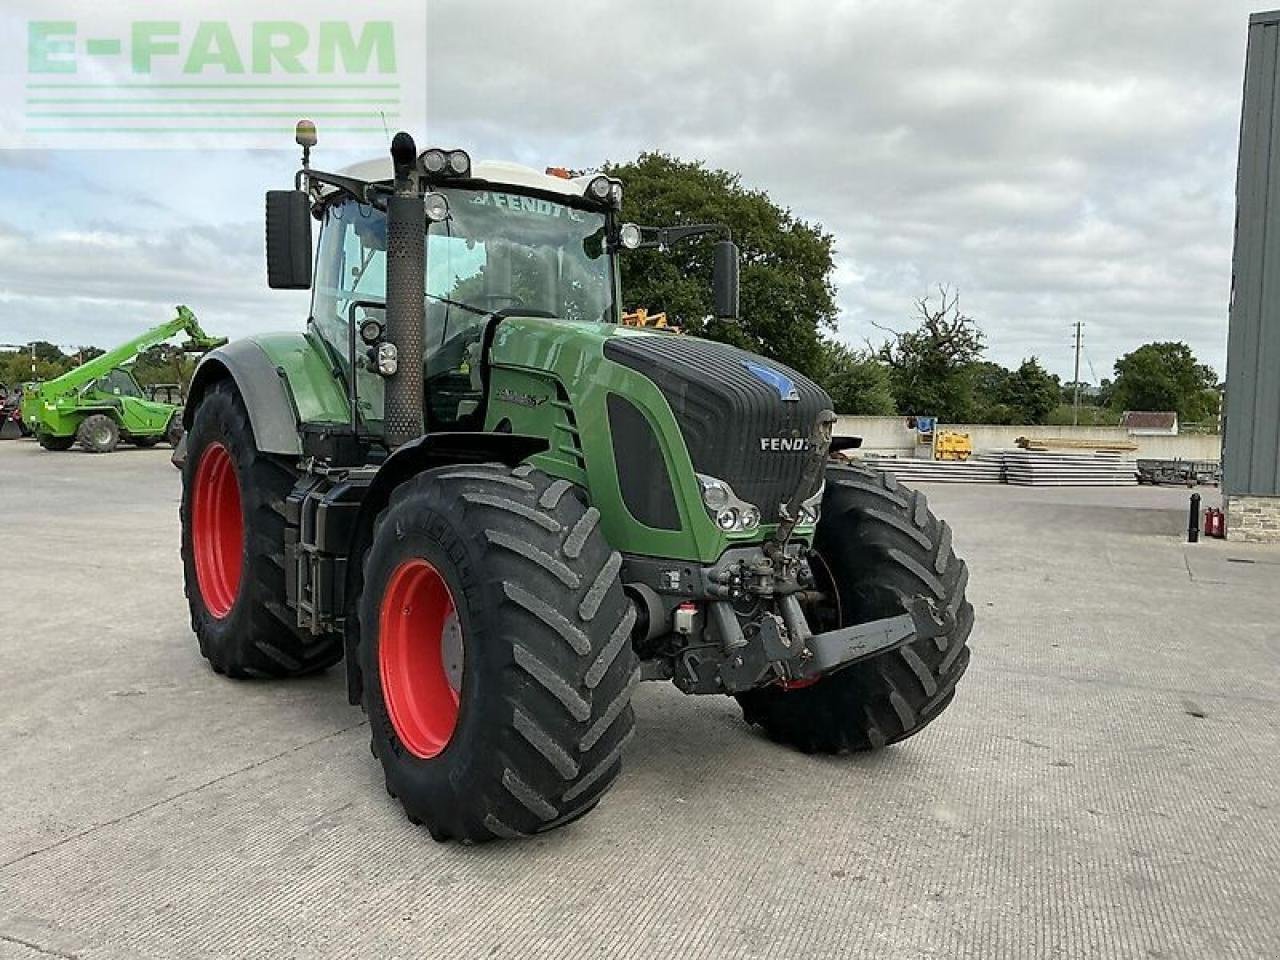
left=1225, top=10, right=1280, bottom=540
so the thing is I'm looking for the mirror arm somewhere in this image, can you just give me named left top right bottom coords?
left=294, top=168, right=389, bottom=208
left=627, top=222, right=732, bottom=251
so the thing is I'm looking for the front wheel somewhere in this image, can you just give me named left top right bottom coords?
left=180, top=379, right=342, bottom=678
left=736, top=464, right=973, bottom=752
left=359, top=464, right=638, bottom=842
left=76, top=414, right=119, bottom=453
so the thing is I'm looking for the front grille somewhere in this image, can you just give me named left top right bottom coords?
left=603, top=335, right=831, bottom=523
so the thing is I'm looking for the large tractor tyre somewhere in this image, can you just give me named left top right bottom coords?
left=36, top=432, right=75, bottom=451
left=736, top=464, right=973, bottom=753
left=76, top=414, right=120, bottom=453
left=180, top=379, right=342, bottom=678
left=358, top=464, right=639, bottom=843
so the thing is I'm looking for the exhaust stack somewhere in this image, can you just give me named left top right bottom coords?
left=383, top=131, right=425, bottom=448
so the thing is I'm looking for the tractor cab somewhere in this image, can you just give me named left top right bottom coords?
left=85, top=367, right=145, bottom=401
left=309, top=161, right=621, bottom=434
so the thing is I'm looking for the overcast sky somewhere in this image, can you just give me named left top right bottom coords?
left=0, top=0, right=1265, bottom=383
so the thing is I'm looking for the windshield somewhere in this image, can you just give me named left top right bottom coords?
left=312, top=186, right=615, bottom=430
left=430, top=188, right=613, bottom=324
left=89, top=368, right=143, bottom=400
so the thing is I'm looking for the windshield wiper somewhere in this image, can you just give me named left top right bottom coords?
left=426, top=293, right=494, bottom=318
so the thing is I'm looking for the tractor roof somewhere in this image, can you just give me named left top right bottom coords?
left=336, top=158, right=601, bottom=200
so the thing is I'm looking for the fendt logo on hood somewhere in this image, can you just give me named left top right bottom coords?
left=742, top=361, right=800, bottom=402
left=760, top=436, right=811, bottom=452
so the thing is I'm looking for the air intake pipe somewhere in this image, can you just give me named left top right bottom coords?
left=383, top=131, right=425, bottom=448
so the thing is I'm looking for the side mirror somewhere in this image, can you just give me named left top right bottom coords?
left=265, top=190, right=313, bottom=290
left=712, top=239, right=740, bottom=321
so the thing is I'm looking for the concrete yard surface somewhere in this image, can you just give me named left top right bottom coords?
left=1, top=440, right=1278, bottom=959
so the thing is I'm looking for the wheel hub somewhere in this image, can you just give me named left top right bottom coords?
left=191, top=441, right=244, bottom=619
left=378, top=558, right=464, bottom=759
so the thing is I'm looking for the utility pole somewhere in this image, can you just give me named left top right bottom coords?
left=1071, top=321, right=1083, bottom=426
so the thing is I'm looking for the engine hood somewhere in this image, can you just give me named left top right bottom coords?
left=602, top=331, right=832, bottom=523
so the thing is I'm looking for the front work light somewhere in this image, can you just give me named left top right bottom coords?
left=587, top=175, right=612, bottom=201
left=447, top=149, right=471, bottom=176
left=424, top=192, right=451, bottom=223
left=420, top=149, right=447, bottom=175
left=619, top=223, right=643, bottom=250
left=419, top=148, right=471, bottom=178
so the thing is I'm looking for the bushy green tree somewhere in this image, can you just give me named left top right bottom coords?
left=603, top=152, right=838, bottom=381
left=1111, top=342, right=1218, bottom=422
left=815, top=340, right=896, bottom=415
left=0, top=343, right=74, bottom=386
left=999, top=357, right=1060, bottom=425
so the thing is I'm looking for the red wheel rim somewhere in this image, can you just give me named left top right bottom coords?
left=192, top=442, right=243, bottom=619
left=378, top=559, right=464, bottom=759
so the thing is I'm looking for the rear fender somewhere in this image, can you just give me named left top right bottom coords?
left=340, top=431, right=548, bottom=704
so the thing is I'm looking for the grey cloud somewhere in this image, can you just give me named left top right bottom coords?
left=0, top=0, right=1258, bottom=383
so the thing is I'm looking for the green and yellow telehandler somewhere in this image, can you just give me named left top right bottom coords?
left=177, top=124, right=973, bottom=842
left=22, top=306, right=224, bottom=453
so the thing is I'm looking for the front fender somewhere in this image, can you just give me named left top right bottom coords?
left=185, top=339, right=303, bottom=456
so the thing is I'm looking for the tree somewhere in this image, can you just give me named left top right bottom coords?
left=815, top=340, right=896, bottom=415
left=999, top=357, right=1060, bottom=425
left=603, top=152, right=838, bottom=380
left=0, top=343, right=75, bottom=386
left=966, top=361, right=1015, bottom=423
left=1110, top=342, right=1219, bottom=423
left=876, top=285, right=985, bottom=421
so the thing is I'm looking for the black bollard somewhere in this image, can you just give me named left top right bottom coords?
left=1188, top=492, right=1201, bottom=543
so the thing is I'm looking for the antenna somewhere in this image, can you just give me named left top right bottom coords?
left=379, top=110, right=390, bottom=141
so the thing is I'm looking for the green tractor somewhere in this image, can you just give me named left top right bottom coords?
left=177, top=124, right=973, bottom=842
left=21, top=307, right=224, bottom=453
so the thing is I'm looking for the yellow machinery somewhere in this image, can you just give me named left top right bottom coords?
left=935, top=431, right=973, bottom=461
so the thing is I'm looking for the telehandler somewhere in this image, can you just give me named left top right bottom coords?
left=178, top=123, right=973, bottom=842
left=21, top=307, right=223, bottom=452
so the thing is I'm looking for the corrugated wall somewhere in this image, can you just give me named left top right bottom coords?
left=1226, top=11, right=1280, bottom=496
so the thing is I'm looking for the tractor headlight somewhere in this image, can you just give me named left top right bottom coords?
left=699, top=475, right=730, bottom=510
left=795, top=483, right=825, bottom=527
left=698, top=474, right=762, bottom=534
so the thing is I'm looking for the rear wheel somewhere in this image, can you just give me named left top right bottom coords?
left=180, top=379, right=342, bottom=678
left=736, top=464, right=973, bottom=752
left=36, top=432, right=74, bottom=451
left=76, top=414, right=119, bottom=453
left=359, top=464, right=638, bottom=842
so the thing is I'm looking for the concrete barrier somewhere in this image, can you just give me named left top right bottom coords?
left=835, top=415, right=1222, bottom=462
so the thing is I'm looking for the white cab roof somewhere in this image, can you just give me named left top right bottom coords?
left=335, top=157, right=600, bottom=199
